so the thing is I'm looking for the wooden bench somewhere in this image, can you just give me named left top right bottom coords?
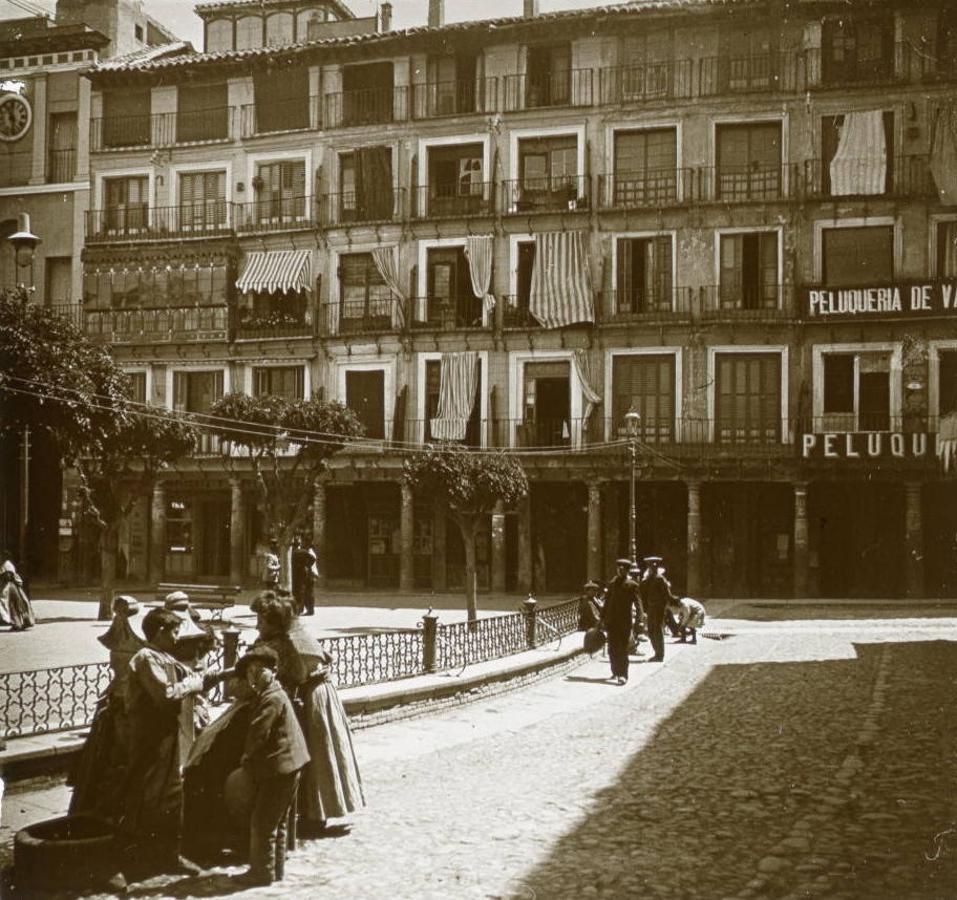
left=154, top=583, right=242, bottom=619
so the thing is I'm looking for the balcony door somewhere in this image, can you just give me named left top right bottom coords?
left=346, top=369, right=385, bottom=440
left=715, top=353, right=781, bottom=444
left=523, top=362, right=570, bottom=447
left=179, top=170, right=227, bottom=231
left=255, top=160, right=305, bottom=223
left=341, top=62, right=394, bottom=126
left=525, top=43, right=570, bottom=107
left=613, top=354, right=676, bottom=442
left=426, top=247, right=480, bottom=328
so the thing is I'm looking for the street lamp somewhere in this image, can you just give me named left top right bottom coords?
left=624, top=407, right=641, bottom=565
left=8, top=212, right=41, bottom=293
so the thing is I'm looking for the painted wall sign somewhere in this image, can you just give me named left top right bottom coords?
left=806, top=281, right=957, bottom=320
left=801, top=432, right=937, bottom=460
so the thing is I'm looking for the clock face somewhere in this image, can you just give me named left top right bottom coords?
left=0, top=93, right=31, bottom=142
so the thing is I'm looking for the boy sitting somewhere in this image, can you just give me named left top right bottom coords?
left=668, top=596, right=706, bottom=644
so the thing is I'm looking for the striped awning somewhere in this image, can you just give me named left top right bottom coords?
left=236, top=250, right=312, bottom=295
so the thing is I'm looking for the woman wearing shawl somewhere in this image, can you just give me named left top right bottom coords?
left=0, top=551, right=36, bottom=631
left=69, top=594, right=146, bottom=821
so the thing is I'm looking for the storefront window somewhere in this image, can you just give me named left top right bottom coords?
left=167, top=499, right=193, bottom=553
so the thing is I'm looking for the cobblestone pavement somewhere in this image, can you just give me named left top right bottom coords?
left=4, top=607, right=957, bottom=899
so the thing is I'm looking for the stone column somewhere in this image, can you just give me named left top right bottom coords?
left=399, top=481, right=414, bottom=591
left=149, top=479, right=166, bottom=584
left=312, top=479, right=327, bottom=590
left=491, top=500, right=506, bottom=593
left=29, top=75, right=47, bottom=185
left=229, top=477, right=245, bottom=585
left=793, top=482, right=809, bottom=599
left=905, top=482, right=924, bottom=599
left=432, top=498, right=447, bottom=590
left=586, top=481, right=602, bottom=580
left=517, top=491, right=532, bottom=594
left=686, top=479, right=703, bottom=596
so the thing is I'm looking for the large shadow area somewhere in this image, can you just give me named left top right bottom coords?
left=719, top=601, right=957, bottom=622
left=519, top=640, right=957, bottom=900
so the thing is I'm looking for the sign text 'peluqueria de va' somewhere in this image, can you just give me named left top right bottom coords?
left=806, top=280, right=957, bottom=319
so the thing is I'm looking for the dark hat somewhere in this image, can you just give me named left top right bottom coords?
left=235, top=644, right=279, bottom=678
left=583, top=580, right=599, bottom=590
left=615, top=558, right=633, bottom=568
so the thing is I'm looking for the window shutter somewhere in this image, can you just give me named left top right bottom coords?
left=173, top=372, right=187, bottom=411
left=213, top=370, right=224, bottom=400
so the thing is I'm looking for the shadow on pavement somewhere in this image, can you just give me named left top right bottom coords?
left=518, top=641, right=957, bottom=899
left=720, top=602, right=957, bottom=622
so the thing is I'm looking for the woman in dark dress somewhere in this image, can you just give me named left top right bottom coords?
left=0, top=551, right=36, bottom=631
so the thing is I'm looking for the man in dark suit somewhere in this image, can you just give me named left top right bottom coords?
left=290, top=536, right=314, bottom=616
left=233, top=645, right=310, bottom=887
left=641, top=555, right=678, bottom=663
left=601, top=558, right=641, bottom=684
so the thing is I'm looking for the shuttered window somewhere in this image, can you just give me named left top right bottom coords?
left=126, top=372, right=147, bottom=404
left=255, top=160, right=306, bottom=222
left=102, top=89, right=150, bottom=147
left=715, top=353, right=781, bottom=444
left=716, top=122, right=782, bottom=200
left=104, top=176, right=149, bottom=232
left=719, top=231, right=778, bottom=309
left=616, top=237, right=673, bottom=313
left=253, top=67, right=309, bottom=133
left=179, top=170, right=226, bottom=228
left=173, top=370, right=224, bottom=414
left=177, top=82, right=228, bottom=142
left=614, top=128, right=677, bottom=204
left=612, top=354, right=675, bottom=442
left=253, top=366, right=304, bottom=401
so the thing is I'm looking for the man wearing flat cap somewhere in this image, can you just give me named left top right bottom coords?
left=600, top=559, right=641, bottom=684
left=576, top=580, right=604, bottom=631
left=640, top=556, right=678, bottom=663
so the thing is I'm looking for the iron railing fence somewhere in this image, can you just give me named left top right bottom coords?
left=319, top=188, right=405, bottom=227
left=597, top=59, right=694, bottom=104
left=1, top=598, right=581, bottom=739
left=411, top=77, right=497, bottom=119
left=804, top=43, right=910, bottom=90
left=794, top=155, right=935, bottom=201
left=239, top=97, right=320, bottom=137
left=408, top=295, right=488, bottom=331
left=320, top=297, right=404, bottom=336
left=502, top=68, right=595, bottom=111
left=324, top=85, right=409, bottom=129
left=411, top=182, right=496, bottom=220
left=697, top=50, right=803, bottom=96
left=501, top=175, right=591, bottom=214
left=92, top=109, right=236, bottom=151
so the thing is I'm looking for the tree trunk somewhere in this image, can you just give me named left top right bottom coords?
left=456, top=515, right=479, bottom=627
left=97, top=523, right=119, bottom=621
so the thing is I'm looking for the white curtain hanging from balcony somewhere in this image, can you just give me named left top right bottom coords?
left=573, top=349, right=601, bottom=431
left=430, top=351, right=479, bottom=442
left=464, top=235, right=495, bottom=326
left=371, top=245, right=407, bottom=329
left=829, top=110, right=886, bottom=196
left=529, top=231, right=594, bottom=329
left=236, top=249, right=312, bottom=295
left=930, top=105, right=957, bottom=207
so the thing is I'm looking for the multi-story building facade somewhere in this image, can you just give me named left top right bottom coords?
left=0, top=0, right=180, bottom=576
left=77, top=0, right=957, bottom=599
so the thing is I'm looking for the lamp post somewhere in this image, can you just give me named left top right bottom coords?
left=624, top=407, right=641, bottom=565
left=7, top=212, right=41, bottom=574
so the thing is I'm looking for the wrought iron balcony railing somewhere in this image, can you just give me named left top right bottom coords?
left=320, top=297, right=404, bottom=336
left=804, top=43, right=909, bottom=89
left=319, top=188, right=404, bottom=227
left=697, top=50, right=802, bottom=96
left=698, top=283, right=795, bottom=320
left=411, top=77, right=497, bottom=119
left=597, top=168, right=700, bottom=209
left=709, top=164, right=788, bottom=202
left=503, top=68, right=595, bottom=111
left=412, top=182, right=495, bottom=220
left=598, top=288, right=695, bottom=323
left=86, top=205, right=233, bottom=242
left=80, top=305, right=230, bottom=343
left=794, top=155, right=936, bottom=201
left=230, top=307, right=316, bottom=340
left=502, top=175, right=591, bottom=214
left=802, top=415, right=940, bottom=435
left=408, top=295, right=488, bottom=331
left=324, top=85, right=409, bottom=129
left=92, top=109, right=236, bottom=150
left=598, top=59, right=693, bottom=104
left=233, top=196, right=316, bottom=232
left=239, top=96, right=319, bottom=137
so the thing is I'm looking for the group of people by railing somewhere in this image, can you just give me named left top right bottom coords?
left=576, top=556, right=706, bottom=685
left=66, top=586, right=363, bottom=889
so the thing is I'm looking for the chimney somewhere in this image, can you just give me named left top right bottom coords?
left=523, top=0, right=539, bottom=17
left=379, top=2, right=392, bottom=32
left=428, top=0, right=444, bottom=28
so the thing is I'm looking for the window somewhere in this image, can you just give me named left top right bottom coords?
left=522, top=361, right=570, bottom=447
left=167, top=499, right=193, bottom=553
left=820, top=112, right=893, bottom=195
left=253, top=67, right=309, bottom=133
left=525, top=43, right=570, bottom=108
left=822, top=17, right=895, bottom=84
left=47, top=112, right=76, bottom=183
left=717, top=26, right=777, bottom=92
left=339, top=253, right=394, bottom=332
left=298, top=9, right=328, bottom=40
left=516, top=240, right=536, bottom=310
left=715, top=353, right=781, bottom=444
left=338, top=146, right=393, bottom=222
left=937, top=221, right=957, bottom=277
left=134, top=24, right=144, bottom=42
left=253, top=366, right=304, bottom=401
left=427, top=143, right=484, bottom=216
left=619, top=31, right=674, bottom=100
left=821, top=351, right=891, bottom=431
left=104, top=175, right=149, bottom=233
left=822, top=225, right=894, bottom=286
left=44, top=256, right=71, bottom=305
left=616, top=236, right=673, bottom=313
left=613, top=354, right=676, bottom=442
left=341, top=62, right=395, bottom=126
left=613, top=128, right=677, bottom=205
left=127, top=371, right=147, bottom=404
left=715, top=121, right=782, bottom=200
left=265, top=12, right=294, bottom=46
left=206, top=19, right=233, bottom=52
left=177, top=82, right=228, bottom=142
left=102, top=89, right=151, bottom=148
left=424, top=358, right=482, bottom=444
left=345, top=369, right=385, bottom=439
left=236, top=15, right=262, bottom=49
left=254, top=160, right=305, bottom=222
left=425, top=247, right=481, bottom=328
left=179, top=170, right=227, bottom=230
left=172, top=370, right=224, bottom=414
left=517, top=135, right=579, bottom=210
left=719, top=231, right=778, bottom=309
left=939, top=350, right=957, bottom=417
left=423, top=53, right=478, bottom=116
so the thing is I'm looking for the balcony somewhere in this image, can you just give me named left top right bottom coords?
left=409, top=295, right=488, bottom=331
left=319, top=188, right=404, bottom=227
left=598, top=288, right=695, bottom=325
left=794, top=155, right=936, bottom=201
left=47, top=149, right=76, bottom=184
left=92, top=109, right=235, bottom=151
left=321, top=297, right=404, bottom=336
left=698, top=284, right=794, bottom=322
left=502, top=300, right=542, bottom=330
left=86, top=205, right=233, bottom=243
left=412, top=182, right=495, bottom=220
left=404, top=419, right=485, bottom=448
left=597, top=168, right=699, bottom=210
left=239, top=97, right=318, bottom=138
left=709, top=164, right=787, bottom=202
left=234, top=197, right=316, bottom=233
left=503, top=175, right=590, bottom=215
left=411, top=77, right=497, bottom=119
left=231, top=306, right=315, bottom=341
left=598, top=60, right=693, bottom=104
left=81, top=305, right=230, bottom=344
left=324, top=86, right=408, bottom=129
left=697, top=51, right=802, bottom=96
left=503, top=68, right=594, bottom=111
left=0, top=150, right=32, bottom=187
left=602, top=417, right=789, bottom=452
left=805, top=43, right=908, bottom=90
left=802, top=415, right=939, bottom=435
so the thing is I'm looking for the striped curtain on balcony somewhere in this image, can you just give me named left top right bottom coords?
left=464, top=235, right=495, bottom=325
left=371, top=246, right=406, bottom=328
left=930, top=106, right=957, bottom=207
left=529, top=231, right=594, bottom=329
left=573, top=349, right=601, bottom=433
left=430, top=351, right=479, bottom=441
left=939, top=412, right=957, bottom=474
left=830, top=110, right=886, bottom=196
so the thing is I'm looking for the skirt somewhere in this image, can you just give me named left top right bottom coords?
left=0, top=580, right=36, bottom=630
left=297, top=680, right=365, bottom=823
